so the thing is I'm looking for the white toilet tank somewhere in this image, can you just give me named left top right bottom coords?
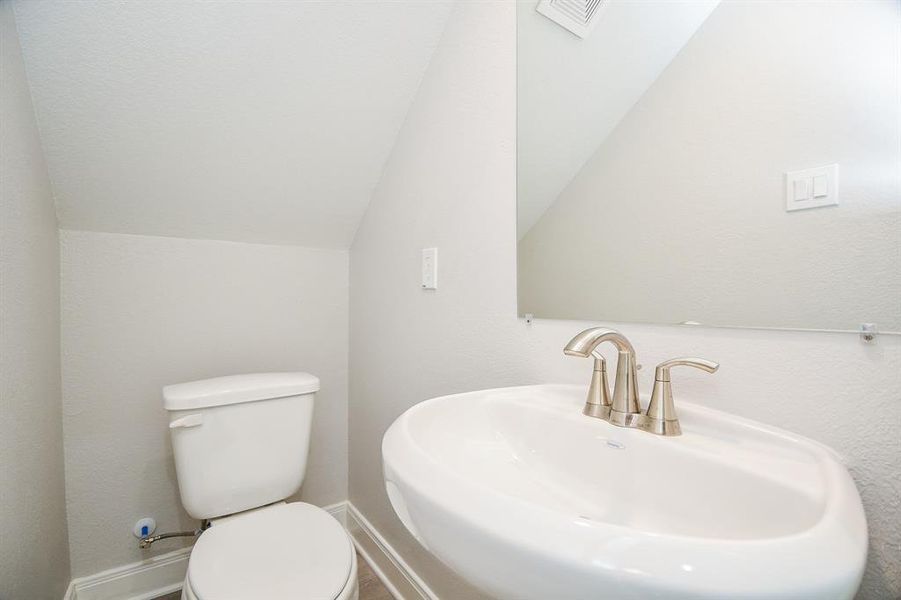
left=163, top=372, right=319, bottom=519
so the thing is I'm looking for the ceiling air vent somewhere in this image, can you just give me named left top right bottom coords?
left=536, top=0, right=609, bottom=39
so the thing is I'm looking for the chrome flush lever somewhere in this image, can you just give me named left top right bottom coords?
left=644, top=357, right=719, bottom=436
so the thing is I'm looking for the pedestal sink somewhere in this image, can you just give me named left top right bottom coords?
left=382, top=385, right=867, bottom=599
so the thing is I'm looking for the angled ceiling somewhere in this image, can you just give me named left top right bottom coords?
left=14, top=0, right=454, bottom=248
left=517, top=0, right=719, bottom=237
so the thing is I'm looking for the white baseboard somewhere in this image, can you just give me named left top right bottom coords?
left=64, top=546, right=191, bottom=600
left=344, top=502, right=437, bottom=600
left=325, top=499, right=348, bottom=527
left=61, top=501, right=428, bottom=600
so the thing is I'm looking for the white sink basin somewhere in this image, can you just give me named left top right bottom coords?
left=382, top=384, right=867, bottom=600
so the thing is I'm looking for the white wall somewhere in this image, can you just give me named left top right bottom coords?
left=0, top=3, right=72, bottom=597
left=520, top=0, right=901, bottom=332
left=61, top=230, right=348, bottom=577
left=349, top=2, right=900, bottom=599
left=13, top=0, right=453, bottom=248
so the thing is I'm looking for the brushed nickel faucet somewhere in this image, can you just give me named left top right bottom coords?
left=564, top=328, right=641, bottom=426
left=645, top=357, right=718, bottom=435
left=583, top=354, right=612, bottom=419
left=564, top=327, right=718, bottom=436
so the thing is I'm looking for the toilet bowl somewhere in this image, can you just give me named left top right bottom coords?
left=181, top=503, right=358, bottom=600
left=163, top=373, right=357, bottom=600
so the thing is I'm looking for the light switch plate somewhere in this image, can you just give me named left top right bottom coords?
left=786, top=164, right=839, bottom=211
left=421, top=247, right=437, bottom=290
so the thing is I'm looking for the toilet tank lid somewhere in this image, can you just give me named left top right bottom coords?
left=163, top=372, right=319, bottom=411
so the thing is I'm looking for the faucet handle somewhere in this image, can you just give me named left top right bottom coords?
left=653, top=357, right=719, bottom=382
left=644, top=357, right=719, bottom=436
left=583, top=353, right=612, bottom=418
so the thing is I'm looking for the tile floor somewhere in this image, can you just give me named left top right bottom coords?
left=154, top=551, right=393, bottom=600
left=356, top=551, right=395, bottom=600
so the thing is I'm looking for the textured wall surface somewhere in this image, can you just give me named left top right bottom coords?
left=0, top=3, right=72, bottom=598
left=519, top=0, right=901, bottom=332
left=349, top=2, right=901, bottom=599
left=61, top=231, right=349, bottom=577
left=13, top=0, right=453, bottom=247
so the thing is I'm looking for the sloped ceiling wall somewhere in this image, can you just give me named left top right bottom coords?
left=14, top=0, right=454, bottom=248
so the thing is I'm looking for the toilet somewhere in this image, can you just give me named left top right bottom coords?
left=164, top=372, right=358, bottom=600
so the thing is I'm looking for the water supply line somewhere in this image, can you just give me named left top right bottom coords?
left=139, top=520, right=209, bottom=549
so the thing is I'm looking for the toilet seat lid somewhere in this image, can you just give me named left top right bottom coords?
left=188, top=502, right=353, bottom=600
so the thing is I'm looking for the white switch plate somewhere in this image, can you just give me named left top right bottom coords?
left=786, top=164, right=839, bottom=211
left=421, top=248, right=437, bottom=290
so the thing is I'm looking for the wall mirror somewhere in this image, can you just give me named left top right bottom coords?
left=517, top=0, right=900, bottom=333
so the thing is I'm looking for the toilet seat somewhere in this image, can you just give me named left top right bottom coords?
left=184, top=502, right=357, bottom=600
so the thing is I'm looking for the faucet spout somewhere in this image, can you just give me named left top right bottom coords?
left=564, top=327, right=635, bottom=357
left=564, top=328, right=641, bottom=424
